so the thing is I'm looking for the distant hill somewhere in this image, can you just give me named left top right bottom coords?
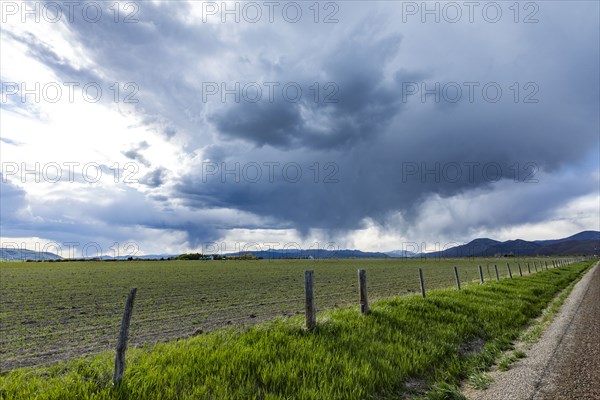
left=384, top=250, right=418, bottom=258
left=0, top=248, right=62, bottom=261
left=420, top=231, right=599, bottom=258
left=534, top=231, right=600, bottom=246
left=535, top=240, right=599, bottom=256
left=94, top=254, right=177, bottom=260
left=422, top=238, right=501, bottom=258
left=225, top=249, right=390, bottom=259
left=2, top=230, right=597, bottom=261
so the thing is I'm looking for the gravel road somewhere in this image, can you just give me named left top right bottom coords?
left=468, top=262, right=599, bottom=400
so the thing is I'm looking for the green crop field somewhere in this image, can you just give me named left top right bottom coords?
left=0, top=259, right=592, bottom=399
left=0, top=257, right=559, bottom=371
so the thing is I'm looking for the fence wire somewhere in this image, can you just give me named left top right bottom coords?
left=0, top=257, right=581, bottom=370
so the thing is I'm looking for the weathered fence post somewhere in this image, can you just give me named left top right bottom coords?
left=358, top=269, right=369, bottom=315
left=419, top=268, right=426, bottom=298
left=544, top=261, right=548, bottom=270
left=534, top=262, right=538, bottom=272
left=454, top=266, right=461, bottom=290
left=478, top=265, right=484, bottom=284
left=518, top=262, right=523, bottom=277
left=304, top=270, right=316, bottom=330
left=494, top=264, right=500, bottom=281
left=527, top=262, right=531, bottom=274
left=113, top=287, right=137, bottom=387
left=507, top=263, right=513, bottom=279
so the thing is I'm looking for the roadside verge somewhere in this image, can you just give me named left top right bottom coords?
left=463, top=261, right=599, bottom=400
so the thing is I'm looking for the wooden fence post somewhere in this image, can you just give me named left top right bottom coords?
left=419, top=268, right=426, bottom=298
left=534, top=262, right=538, bottom=272
left=518, top=262, right=523, bottom=277
left=527, top=262, right=531, bottom=274
left=454, top=266, right=461, bottom=290
left=494, top=264, right=500, bottom=281
left=507, top=263, right=513, bottom=279
left=478, top=265, right=484, bottom=284
left=358, top=269, right=369, bottom=315
left=304, top=270, right=316, bottom=330
left=113, top=288, right=137, bottom=387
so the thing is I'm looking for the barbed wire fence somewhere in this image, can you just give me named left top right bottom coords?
left=0, top=257, right=588, bottom=376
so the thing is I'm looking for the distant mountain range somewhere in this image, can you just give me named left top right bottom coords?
left=1, top=231, right=598, bottom=261
left=418, top=231, right=600, bottom=258
left=384, top=249, right=418, bottom=258
left=0, top=248, right=63, bottom=261
left=94, top=254, right=177, bottom=260
left=224, top=249, right=390, bottom=259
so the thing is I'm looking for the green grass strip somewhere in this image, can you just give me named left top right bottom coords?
left=484, top=269, right=588, bottom=378
left=0, top=261, right=594, bottom=400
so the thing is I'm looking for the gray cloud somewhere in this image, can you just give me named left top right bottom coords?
left=139, top=167, right=166, bottom=188
left=211, top=32, right=412, bottom=150
left=122, top=141, right=152, bottom=167
left=2, top=1, right=599, bottom=248
left=0, top=177, right=28, bottom=226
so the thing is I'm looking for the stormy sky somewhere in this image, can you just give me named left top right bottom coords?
left=1, top=0, right=599, bottom=257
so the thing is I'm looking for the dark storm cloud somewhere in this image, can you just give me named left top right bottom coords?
left=176, top=35, right=599, bottom=235
left=211, top=32, right=414, bottom=150
left=4, top=1, right=599, bottom=245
